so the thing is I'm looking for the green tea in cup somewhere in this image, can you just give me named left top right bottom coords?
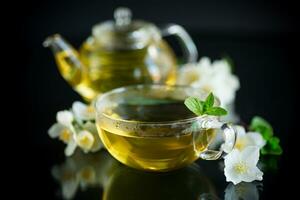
left=95, top=85, right=236, bottom=172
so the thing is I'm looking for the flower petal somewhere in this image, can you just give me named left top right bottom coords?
left=65, top=139, right=77, bottom=156
left=61, top=180, right=79, bottom=200
left=177, top=65, right=201, bottom=85
left=235, top=125, right=246, bottom=137
left=241, top=166, right=263, bottom=183
left=57, top=110, right=74, bottom=127
left=75, top=130, right=95, bottom=152
left=224, top=149, right=241, bottom=167
left=83, top=122, right=104, bottom=151
left=199, top=57, right=211, bottom=67
left=247, top=132, right=266, bottom=149
left=83, top=122, right=97, bottom=133
left=224, top=166, right=243, bottom=185
left=72, top=101, right=95, bottom=121
left=241, top=146, right=260, bottom=166
left=250, top=167, right=263, bottom=181
left=224, top=149, right=245, bottom=185
left=48, top=123, right=65, bottom=138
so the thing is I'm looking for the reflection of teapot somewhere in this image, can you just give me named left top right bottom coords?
left=52, top=150, right=216, bottom=200
left=44, top=7, right=198, bottom=101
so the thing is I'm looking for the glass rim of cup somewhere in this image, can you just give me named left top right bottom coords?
left=95, top=84, right=220, bottom=126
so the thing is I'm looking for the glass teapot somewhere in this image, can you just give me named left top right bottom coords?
left=44, top=7, right=198, bottom=101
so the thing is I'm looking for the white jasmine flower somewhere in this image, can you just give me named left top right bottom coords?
left=234, top=126, right=266, bottom=151
left=75, top=130, right=95, bottom=152
left=48, top=111, right=77, bottom=156
left=224, top=146, right=263, bottom=185
left=64, top=140, right=77, bottom=156
left=56, top=110, right=74, bottom=127
left=49, top=102, right=103, bottom=155
left=72, top=101, right=95, bottom=121
left=177, top=57, right=240, bottom=106
left=225, top=182, right=260, bottom=200
left=83, top=122, right=104, bottom=152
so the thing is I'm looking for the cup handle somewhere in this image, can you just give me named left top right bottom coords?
left=197, top=118, right=237, bottom=160
left=160, top=24, right=198, bottom=63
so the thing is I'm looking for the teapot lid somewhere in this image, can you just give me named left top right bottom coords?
left=92, top=7, right=161, bottom=50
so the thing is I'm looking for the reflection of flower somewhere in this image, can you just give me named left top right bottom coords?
left=234, top=126, right=266, bottom=151
left=52, top=151, right=114, bottom=200
left=48, top=111, right=77, bottom=156
left=48, top=102, right=103, bottom=156
left=225, top=182, right=261, bottom=200
left=224, top=146, right=263, bottom=185
left=52, top=158, right=79, bottom=199
left=177, top=57, right=240, bottom=106
left=78, top=166, right=96, bottom=188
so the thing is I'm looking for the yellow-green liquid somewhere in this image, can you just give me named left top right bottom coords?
left=97, top=100, right=215, bottom=172
left=55, top=40, right=177, bottom=101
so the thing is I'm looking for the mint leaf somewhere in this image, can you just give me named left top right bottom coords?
left=204, top=92, right=214, bottom=109
left=205, top=107, right=227, bottom=116
left=250, top=116, right=273, bottom=140
left=184, top=97, right=204, bottom=115
left=184, top=93, right=228, bottom=117
left=269, top=137, right=280, bottom=149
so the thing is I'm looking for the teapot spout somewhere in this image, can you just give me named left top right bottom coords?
left=43, top=34, right=83, bottom=87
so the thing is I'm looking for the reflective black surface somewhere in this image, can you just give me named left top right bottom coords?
left=42, top=149, right=282, bottom=200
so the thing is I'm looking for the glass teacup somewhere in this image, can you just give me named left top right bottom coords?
left=95, top=85, right=237, bottom=172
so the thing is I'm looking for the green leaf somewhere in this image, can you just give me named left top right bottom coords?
left=250, top=116, right=273, bottom=132
left=261, top=136, right=283, bottom=155
left=184, top=97, right=204, bottom=115
left=184, top=94, right=228, bottom=117
left=269, top=137, right=280, bottom=149
left=204, top=92, right=214, bottom=109
left=250, top=116, right=273, bottom=140
left=205, top=107, right=227, bottom=116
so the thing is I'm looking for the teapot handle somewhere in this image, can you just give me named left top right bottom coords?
left=160, top=24, right=198, bottom=63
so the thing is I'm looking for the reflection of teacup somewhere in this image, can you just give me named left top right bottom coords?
left=104, top=162, right=217, bottom=200
left=95, top=85, right=237, bottom=171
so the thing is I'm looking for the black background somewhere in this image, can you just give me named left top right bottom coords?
left=20, top=0, right=298, bottom=199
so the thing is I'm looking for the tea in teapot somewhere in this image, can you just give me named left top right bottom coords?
left=44, top=7, right=198, bottom=101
